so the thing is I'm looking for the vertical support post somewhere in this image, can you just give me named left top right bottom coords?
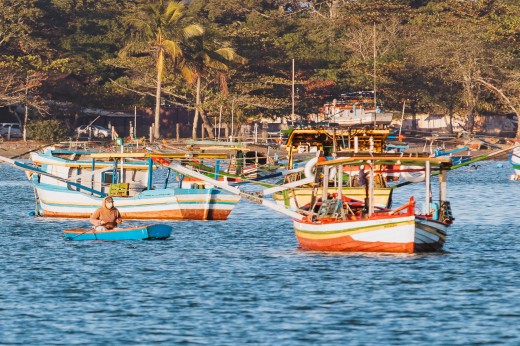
left=218, top=105, right=222, bottom=142
left=164, top=168, right=171, bottom=189
left=332, top=128, right=337, bottom=157
left=322, top=165, right=329, bottom=201
left=147, top=157, right=153, bottom=190
left=91, top=159, right=95, bottom=190
left=215, top=159, right=220, bottom=181
left=425, top=161, right=431, bottom=214
left=134, top=106, right=137, bottom=139
left=439, top=166, right=447, bottom=202
left=176, top=123, right=180, bottom=142
left=354, top=136, right=359, bottom=153
left=112, top=159, right=118, bottom=184
left=337, top=164, right=343, bottom=199
left=120, top=143, right=124, bottom=183
left=368, top=160, right=374, bottom=216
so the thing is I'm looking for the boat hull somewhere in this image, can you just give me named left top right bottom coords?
left=293, top=215, right=446, bottom=253
left=511, top=147, right=520, bottom=176
left=64, top=224, right=173, bottom=241
left=34, top=183, right=240, bottom=220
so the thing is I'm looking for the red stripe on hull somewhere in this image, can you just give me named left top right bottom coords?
left=41, top=209, right=232, bottom=220
left=297, top=234, right=415, bottom=253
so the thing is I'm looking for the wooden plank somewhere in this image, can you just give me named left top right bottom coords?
left=316, top=156, right=452, bottom=167
left=90, top=152, right=229, bottom=159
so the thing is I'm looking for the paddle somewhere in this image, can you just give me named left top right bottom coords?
left=67, top=228, right=96, bottom=240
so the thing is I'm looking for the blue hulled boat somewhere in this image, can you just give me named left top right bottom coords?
left=64, top=224, right=173, bottom=241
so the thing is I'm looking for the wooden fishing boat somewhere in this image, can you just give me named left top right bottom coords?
left=318, top=91, right=393, bottom=127
left=64, top=224, right=173, bottom=241
left=184, top=140, right=281, bottom=181
left=510, top=146, right=520, bottom=180
left=12, top=149, right=241, bottom=220
left=273, top=185, right=393, bottom=210
left=292, top=156, right=454, bottom=253
left=433, top=146, right=472, bottom=165
left=272, top=127, right=394, bottom=209
left=154, top=156, right=455, bottom=253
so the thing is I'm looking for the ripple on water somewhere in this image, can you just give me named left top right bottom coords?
left=1, top=161, right=520, bottom=345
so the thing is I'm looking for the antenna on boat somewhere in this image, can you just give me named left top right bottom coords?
left=373, top=22, right=377, bottom=128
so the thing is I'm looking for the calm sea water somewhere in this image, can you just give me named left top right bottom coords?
left=1, top=161, right=519, bottom=345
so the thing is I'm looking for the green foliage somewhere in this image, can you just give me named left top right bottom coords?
left=26, top=119, right=68, bottom=142
left=1, top=0, right=520, bottom=136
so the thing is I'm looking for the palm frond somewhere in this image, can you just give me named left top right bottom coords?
left=205, top=60, right=229, bottom=72
left=181, top=65, right=198, bottom=85
left=162, top=40, right=182, bottom=59
left=165, top=1, right=184, bottom=23
left=183, top=24, right=204, bottom=39
left=120, top=41, right=153, bottom=57
left=214, top=48, right=247, bottom=64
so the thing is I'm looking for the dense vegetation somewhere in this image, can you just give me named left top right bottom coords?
left=1, top=0, right=520, bottom=139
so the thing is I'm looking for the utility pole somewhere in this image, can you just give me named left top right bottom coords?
left=292, top=59, right=295, bottom=120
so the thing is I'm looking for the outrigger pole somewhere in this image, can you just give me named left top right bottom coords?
left=393, top=144, right=520, bottom=189
left=0, top=155, right=106, bottom=197
left=166, top=161, right=305, bottom=221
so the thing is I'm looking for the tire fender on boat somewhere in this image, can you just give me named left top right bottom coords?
left=400, top=165, right=426, bottom=183
left=304, top=157, right=337, bottom=180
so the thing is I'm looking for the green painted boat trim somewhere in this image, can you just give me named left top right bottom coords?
left=295, top=219, right=414, bottom=235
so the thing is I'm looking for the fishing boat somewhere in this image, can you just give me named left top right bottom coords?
left=433, top=146, right=472, bottom=165
left=318, top=91, right=393, bottom=127
left=292, top=156, right=454, bottom=253
left=183, top=140, right=281, bottom=181
left=64, top=224, right=173, bottom=241
left=272, top=128, right=394, bottom=209
left=510, top=146, right=520, bottom=180
left=165, top=156, right=454, bottom=253
left=20, top=149, right=240, bottom=220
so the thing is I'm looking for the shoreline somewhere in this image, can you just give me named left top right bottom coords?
left=0, top=136, right=515, bottom=161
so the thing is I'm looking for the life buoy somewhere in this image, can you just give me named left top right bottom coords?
left=400, top=165, right=425, bottom=183
left=304, top=157, right=337, bottom=181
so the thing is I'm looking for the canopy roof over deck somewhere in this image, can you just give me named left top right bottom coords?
left=315, top=155, right=453, bottom=168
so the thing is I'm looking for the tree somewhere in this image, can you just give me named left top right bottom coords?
left=121, top=0, right=203, bottom=139
left=180, top=30, right=245, bottom=139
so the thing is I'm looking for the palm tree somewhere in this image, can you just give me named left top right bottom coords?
left=181, top=34, right=245, bottom=139
left=122, top=1, right=203, bottom=139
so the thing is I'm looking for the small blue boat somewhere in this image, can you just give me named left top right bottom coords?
left=64, top=224, right=173, bottom=241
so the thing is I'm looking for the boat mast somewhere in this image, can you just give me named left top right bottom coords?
left=373, top=22, right=377, bottom=128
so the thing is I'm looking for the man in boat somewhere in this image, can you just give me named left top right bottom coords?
left=90, top=196, right=122, bottom=230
